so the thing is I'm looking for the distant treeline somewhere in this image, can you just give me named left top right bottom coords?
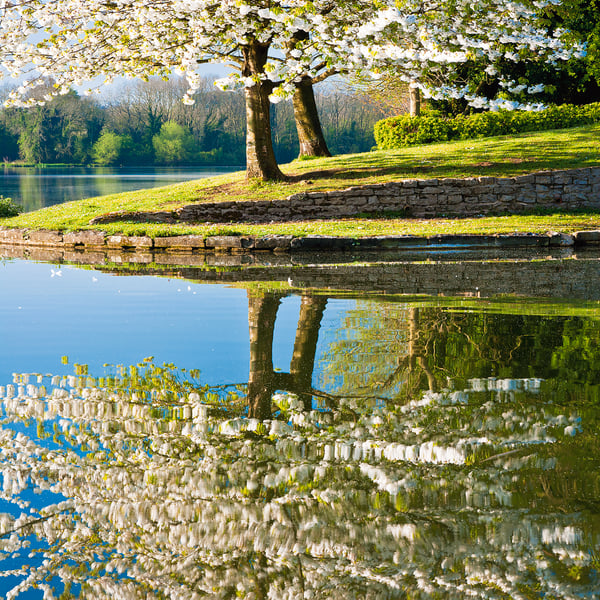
left=0, top=78, right=385, bottom=166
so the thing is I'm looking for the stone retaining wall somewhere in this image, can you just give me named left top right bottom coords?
left=91, top=166, right=600, bottom=225
left=2, top=228, right=599, bottom=254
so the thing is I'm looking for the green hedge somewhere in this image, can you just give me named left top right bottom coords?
left=374, top=103, right=600, bottom=150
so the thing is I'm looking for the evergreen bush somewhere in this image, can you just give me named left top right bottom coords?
left=374, top=102, right=600, bottom=149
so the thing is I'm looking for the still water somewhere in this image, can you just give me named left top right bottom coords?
left=0, top=255, right=600, bottom=599
left=0, top=166, right=241, bottom=212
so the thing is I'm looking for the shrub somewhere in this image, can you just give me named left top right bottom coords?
left=0, top=196, right=23, bottom=218
left=152, top=121, right=195, bottom=165
left=374, top=114, right=453, bottom=149
left=374, top=102, right=600, bottom=150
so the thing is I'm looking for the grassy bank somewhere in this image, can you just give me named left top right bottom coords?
left=3, top=124, right=600, bottom=238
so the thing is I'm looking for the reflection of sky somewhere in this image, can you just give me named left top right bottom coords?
left=0, top=259, right=353, bottom=598
left=2, top=260, right=600, bottom=599
left=0, top=259, right=352, bottom=390
left=0, top=259, right=251, bottom=385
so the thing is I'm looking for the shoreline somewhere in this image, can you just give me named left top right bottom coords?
left=1, top=226, right=599, bottom=256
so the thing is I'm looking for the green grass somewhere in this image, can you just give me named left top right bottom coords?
left=3, top=123, right=600, bottom=238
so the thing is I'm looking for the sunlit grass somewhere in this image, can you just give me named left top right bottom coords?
left=64, top=211, right=598, bottom=238
left=3, top=123, right=600, bottom=236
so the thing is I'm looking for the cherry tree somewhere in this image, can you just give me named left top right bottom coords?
left=0, top=1, right=583, bottom=181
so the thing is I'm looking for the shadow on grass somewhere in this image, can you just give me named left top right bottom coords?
left=288, top=156, right=599, bottom=185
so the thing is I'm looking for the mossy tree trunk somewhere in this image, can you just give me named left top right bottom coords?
left=247, top=291, right=282, bottom=420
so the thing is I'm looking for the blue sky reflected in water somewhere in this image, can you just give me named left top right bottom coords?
left=0, top=258, right=349, bottom=389
left=0, top=259, right=251, bottom=385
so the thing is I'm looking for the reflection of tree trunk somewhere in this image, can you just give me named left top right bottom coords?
left=247, top=292, right=282, bottom=419
left=247, top=293, right=327, bottom=417
left=290, top=295, right=327, bottom=408
left=409, top=307, right=437, bottom=392
left=293, top=77, right=331, bottom=158
left=408, top=307, right=418, bottom=371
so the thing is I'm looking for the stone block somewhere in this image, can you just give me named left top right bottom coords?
left=107, top=235, right=153, bottom=249
left=400, top=180, right=418, bottom=189
left=364, top=235, right=428, bottom=249
left=154, top=235, right=205, bottom=250
left=495, top=234, right=549, bottom=247
left=428, top=234, right=495, bottom=247
left=63, top=230, right=106, bottom=247
left=28, top=229, right=63, bottom=246
left=418, top=179, right=439, bottom=187
left=205, top=235, right=247, bottom=249
left=515, top=174, right=536, bottom=185
left=419, top=186, right=440, bottom=195
left=0, top=228, right=26, bottom=244
left=552, top=173, right=571, bottom=186
left=253, top=235, right=294, bottom=251
left=290, top=236, right=353, bottom=250
left=548, top=232, right=575, bottom=247
left=574, top=230, right=600, bottom=244
left=495, top=178, right=518, bottom=188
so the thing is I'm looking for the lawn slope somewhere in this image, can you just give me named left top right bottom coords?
left=3, top=124, right=600, bottom=238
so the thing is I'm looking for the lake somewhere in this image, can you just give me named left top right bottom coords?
left=1, top=251, right=600, bottom=599
left=0, top=165, right=241, bottom=212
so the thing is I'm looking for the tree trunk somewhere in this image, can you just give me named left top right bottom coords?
left=293, top=77, right=331, bottom=158
left=409, top=83, right=421, bottom=117
left=242, top=42, right=285, bottom=181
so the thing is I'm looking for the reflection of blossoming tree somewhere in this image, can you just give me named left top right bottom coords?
left=1, top=353, right=599, bottom=599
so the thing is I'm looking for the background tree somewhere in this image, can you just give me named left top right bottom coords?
left=92, top=130, right=126, bottom=165
left=0, top=77, right=381, bottom=166
left=152, top=121, right=195, bottom=164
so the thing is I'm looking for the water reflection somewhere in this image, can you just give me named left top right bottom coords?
left=0, top=166, right=239, bottom=212
left=1, top=289, right=600, bottom=598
